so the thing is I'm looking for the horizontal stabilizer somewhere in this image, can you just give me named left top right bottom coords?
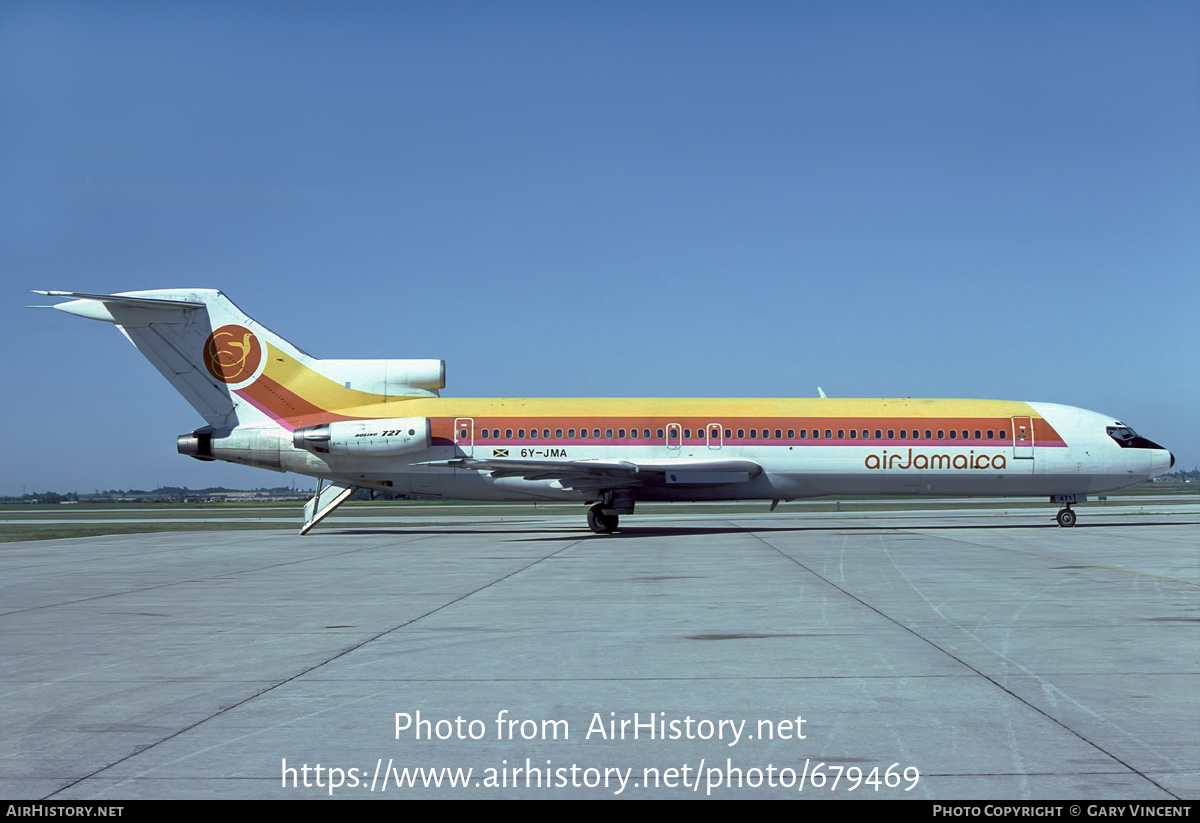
left=33, top=290, right=206, bottom=309
left=33, top=290, right=206, bottom=325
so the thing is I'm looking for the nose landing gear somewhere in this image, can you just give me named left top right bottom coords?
left=1051, top=494, right=1084, bottom=528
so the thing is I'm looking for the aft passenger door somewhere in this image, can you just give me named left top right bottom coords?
left=454, top=417, right=474, bottom=457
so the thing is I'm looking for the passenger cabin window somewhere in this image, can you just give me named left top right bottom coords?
left=606, top=428, right=613, bottom=439
left=925, top=430, right=932, bottom=439
left=775, top=429, right=783, bottom=439
left=949, top=430, right=956, bottom=440
left=580, top=429, right=588, bottom=439
left=543, top=429, right=550, bottom=439
left=481, top=429, right=489, bottom=439
left=750, top=429, right=757, bottom=439
left=849, top=430, right=857, bottom=439
left=643, top=428, right=651, bottom=439
left=937, top=430, right=945, bottom=439
left=518, top=429, right=525, bottom=438
left=962, top=430, right=969, bottom=439
left=875, top=429, right=883, bottom=439
left=724, top=428, right=732, bottom=438
left=899, top=430, right=906, bottom=439
left=556, top=429, right=563, bottom=439
left=593, top=428, right=601, bottom=439
left=986, top=430, right=993, bottom=440
left=800, top=429, right=808, bottom=439
left=529, top=429, right=537, bottom=439
left=837, top=429, right=845, bottom=439
left=505, top=429, right=513, bottom=439
left=684, top=429, right=692, bottom=439
left=657, top=428, right=665, bottom=439
left=887, top=430, right=894, bottom=439
left=825, top=429, right=832, bottom=439
left=787, top=429, right=794, bottom=439
left=618, top=429, right=626, bottom=438
left=999, top=430, right=1007, bottom=440
left=737, top=429, right=745, bottom=438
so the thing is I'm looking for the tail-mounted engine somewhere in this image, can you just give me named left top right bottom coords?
left=177, top=428, right=215, bottom=461
left=293, top=417, right=431, bottom=456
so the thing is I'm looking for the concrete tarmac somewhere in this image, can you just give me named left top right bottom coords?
left=1, top=510, right=1197, bottom=799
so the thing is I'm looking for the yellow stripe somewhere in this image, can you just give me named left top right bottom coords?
left=383, top=397, right=1041, bottom=419
left=260, top=343, right=390, bottom=411
left=252, top=353, right=1041, bottom=421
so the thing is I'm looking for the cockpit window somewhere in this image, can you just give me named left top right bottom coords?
left=1107, top=425, right=1166, bottom=451
left=1107, top=426, right=1137, bottom=443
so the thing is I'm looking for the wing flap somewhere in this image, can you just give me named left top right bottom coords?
left=420, top=456, right=762, bottom=489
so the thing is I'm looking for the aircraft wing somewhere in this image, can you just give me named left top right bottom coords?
left=419, top=456, right=763, bottom=491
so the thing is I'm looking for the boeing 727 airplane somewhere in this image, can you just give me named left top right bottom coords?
left=34, top=289, right=1175, bottom=534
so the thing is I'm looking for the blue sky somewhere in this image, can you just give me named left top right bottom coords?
left=2, top=1, right=1197, bottom=495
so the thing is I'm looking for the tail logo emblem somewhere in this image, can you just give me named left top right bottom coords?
left=203, top=325, right=262, bottom=384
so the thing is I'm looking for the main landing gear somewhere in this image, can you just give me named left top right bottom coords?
left=587, top=504, right=619, bottom=534
left=586, top=490, right=636, bottom=534
left=1056, top=506, right=1077, bottom=528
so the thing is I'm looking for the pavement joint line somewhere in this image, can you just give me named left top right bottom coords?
left=883, top=524, right=1200, bottom=587
left=740, top=521, right=1183, bottom=802
left=42, top=535, right=585, bottom=799
left=0, top=537, right=424, bottom=619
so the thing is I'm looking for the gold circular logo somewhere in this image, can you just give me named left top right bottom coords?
left=203, top=325, right=262, bottom=384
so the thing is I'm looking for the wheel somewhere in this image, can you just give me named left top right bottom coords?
left=587, top=504, right=618, bottom=534
left=1056, top=508, right=1077, bottom=528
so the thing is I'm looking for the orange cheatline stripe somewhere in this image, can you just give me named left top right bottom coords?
left=237, top=374, right=362, bottom=430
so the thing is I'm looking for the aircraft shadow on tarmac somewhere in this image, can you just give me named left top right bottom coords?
left=329, top=520, right=1195, bottom=540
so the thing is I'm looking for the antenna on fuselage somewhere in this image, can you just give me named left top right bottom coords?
left=817, top=387, right=828, bottom=398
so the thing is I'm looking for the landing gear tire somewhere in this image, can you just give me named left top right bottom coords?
left=587, top=504, right=618, bottom=534
left=1056, top=507, right=1077, bottom=528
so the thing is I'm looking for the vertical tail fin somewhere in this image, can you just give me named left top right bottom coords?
left=34, top=289, right=306, bottom=428
left=33, top=289, right=444, bottom=430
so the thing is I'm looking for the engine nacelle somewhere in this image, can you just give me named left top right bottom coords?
left=178, top=425, right=284, bottom=471
left=293, top=417, right=431, bottom=456
left=177, top=428, right=215, bottom=461
left=316, top=360, right=446, bottom=395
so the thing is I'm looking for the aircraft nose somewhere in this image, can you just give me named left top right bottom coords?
left=1150, top=449, right=1173, bottom=475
